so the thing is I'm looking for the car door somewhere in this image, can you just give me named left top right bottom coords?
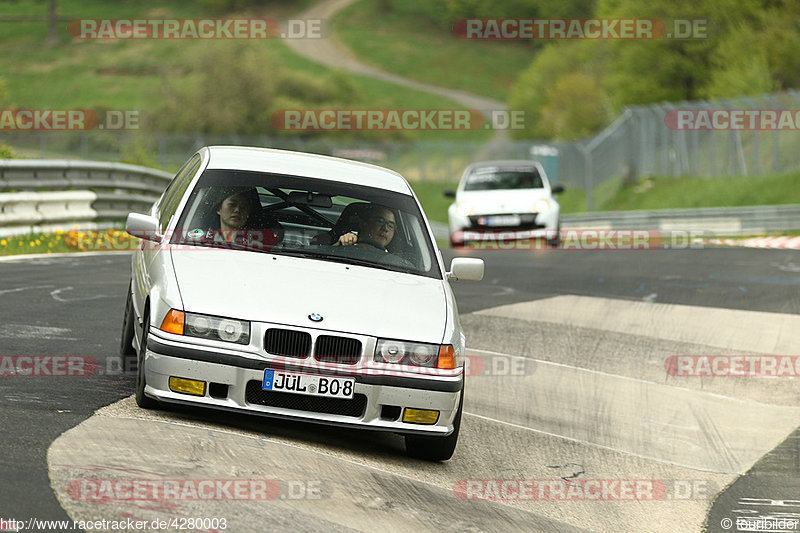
left=133, top=154, right=202, bottom=322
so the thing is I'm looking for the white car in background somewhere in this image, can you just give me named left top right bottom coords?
left=445, top=160, right=564, bottom=247
left=120, top=146, right=484, bottom=462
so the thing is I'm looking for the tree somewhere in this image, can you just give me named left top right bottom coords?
left=508, top=40, right=610, bottom=139
left=540, top=72, right=609, bottom=140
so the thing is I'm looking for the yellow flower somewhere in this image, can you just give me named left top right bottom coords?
left=0, top=240, right=6, bottom=246
left=29, top=241, right=35, bottom=247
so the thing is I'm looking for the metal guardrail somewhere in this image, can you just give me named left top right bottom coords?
left=560, top=204, right=800, bottom=235
left=429, top=205, right=800, bottom=241
left=0, top=191, right=98, bottom=237
left=0, top=160, right=171, bottom=235
left=1, top=159, right=797, bottom=239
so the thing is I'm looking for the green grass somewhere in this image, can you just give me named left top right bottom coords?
left=409, top=181, right=457, bottom=223
left=0, top=0, right=490, bottom=142
left=333, top=0, right=534, bottom=102
left=579, top=172, right=800, bottom=213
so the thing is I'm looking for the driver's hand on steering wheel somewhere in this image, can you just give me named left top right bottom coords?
left=334, top=231, right=358, bottom=246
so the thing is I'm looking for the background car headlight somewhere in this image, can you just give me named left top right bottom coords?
left=185, top=312, right=250, bottom=344
left=374, top=339, right=440, bottom=368
left=456, top=202, right=475, bottom=217
left=533, top=198, right=550, bottom=213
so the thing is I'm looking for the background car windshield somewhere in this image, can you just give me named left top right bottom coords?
left=463, top=168, right=543, bottom=191
left=174, top=169, right=440, bottom=279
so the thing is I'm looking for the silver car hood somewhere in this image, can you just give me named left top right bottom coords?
left=170, top=248, right=447, bottom=343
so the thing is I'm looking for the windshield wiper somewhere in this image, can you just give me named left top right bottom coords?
left=310, top=254, right=418, bottom=274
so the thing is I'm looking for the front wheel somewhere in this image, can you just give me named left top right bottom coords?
left=405, top=389, right=463, bottom=461
left=120, top=282, right=136, bottom=362
left=135, top=311, right=159, bottom=409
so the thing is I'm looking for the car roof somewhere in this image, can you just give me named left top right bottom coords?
left=460, top=160, right=549, bottom=187
left=203, top=146, right=412, bottom=195
left=464, top=160, right=544, bottom=171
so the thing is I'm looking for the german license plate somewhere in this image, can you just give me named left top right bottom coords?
left=262, top=370, right=355, bottom=399
left=486, top=215, right=520, bottom=227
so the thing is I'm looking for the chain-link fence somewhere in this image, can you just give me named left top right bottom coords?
left=546, top=89, right=800, bottom=209
left=3, top=89, right=800, bottom=211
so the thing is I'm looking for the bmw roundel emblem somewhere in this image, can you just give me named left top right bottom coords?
left=308, top=313, right=323, bottom=322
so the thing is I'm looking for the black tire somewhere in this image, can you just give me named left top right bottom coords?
left=405, top=388, right=463, bottom=461
left=120, top=282, right=136, bottom=363
left=135, top=310, right=159, bottom=409
left=547, top=226, right=561, bottom=248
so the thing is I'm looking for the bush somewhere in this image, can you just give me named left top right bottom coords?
left=152, top=43, right=365, bottom=137
left=0, top=143, right=15, bottom=159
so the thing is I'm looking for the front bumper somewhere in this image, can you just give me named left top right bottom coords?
left=144, top=330, right=463, bottom=436
left=448, top=210, right=559, bottom=244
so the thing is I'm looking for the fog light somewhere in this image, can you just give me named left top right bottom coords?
left=169, top=376, right=206, bottom=396
left=402, top=408, right=439, bottom=425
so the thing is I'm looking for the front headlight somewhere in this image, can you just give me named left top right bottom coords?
left=374, top=339, right=455, bottom=369
left=533, top=198, right=550, bottom=213
left=456, top=202, right=475, bottom=217
left=185, top=312, right=250, bottom=345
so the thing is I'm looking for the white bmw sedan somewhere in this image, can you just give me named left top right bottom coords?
left=446, top=160, right=564, bottom=247
left=120, top=146, right=484, bottom=461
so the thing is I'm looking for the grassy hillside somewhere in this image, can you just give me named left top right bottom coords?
left=332, top=0, right=533, bottom=101
left=0, top=0, right=490, bottom=141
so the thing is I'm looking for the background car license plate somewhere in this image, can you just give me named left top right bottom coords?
left=487, top=215, right=520, bottom=227
left=262, top=370, right=355, bottom=399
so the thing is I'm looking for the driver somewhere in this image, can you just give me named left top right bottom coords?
left=335, top=204, right=396, bottom=252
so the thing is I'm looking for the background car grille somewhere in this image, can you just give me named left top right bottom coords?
left=468, top=213, right=544, bottom=231
left=314, top=335, right=362, bottom=365
left=264, top=329, right=311, bottom=358
left=245, top=381, right=367, bottom=417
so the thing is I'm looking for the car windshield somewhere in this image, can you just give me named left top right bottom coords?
left=463, top=167, right=543, bottom=191
left=172, top=169, right=441, bottom=279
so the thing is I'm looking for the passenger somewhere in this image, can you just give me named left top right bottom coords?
left=216, top=189, right=252, bottom=241
left=335, top=204, right=396, bottom=252
left=206, top=187, right=279, bottom=250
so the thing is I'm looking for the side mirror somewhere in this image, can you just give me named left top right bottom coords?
left=443, top=189, right=456, bottom=198
left=446, top=257, right=484, bottom=282
left=551, top=185, right=565, bottom=194
left=126, top=213, right=161, bottom=242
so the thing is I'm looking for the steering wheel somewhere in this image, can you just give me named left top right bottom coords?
left=356, top=237, right=387, bottom=250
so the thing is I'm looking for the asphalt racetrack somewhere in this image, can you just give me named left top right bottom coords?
left=1, top=247, right=799, bottom=532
